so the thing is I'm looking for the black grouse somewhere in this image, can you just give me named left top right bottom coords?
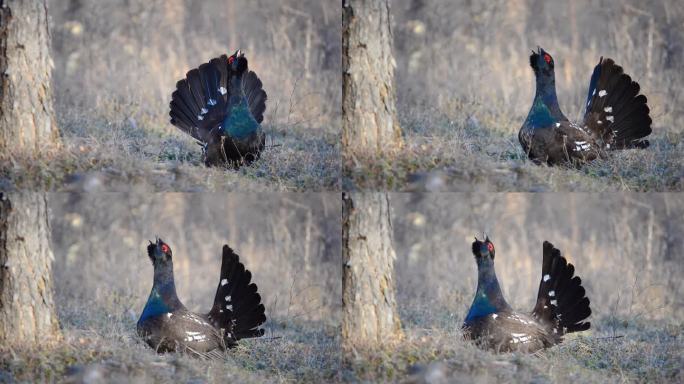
left=462, top=237, right=591, bottom=353
left=519, top=47, right=652, bottom=165
left=169, top=50, right=267, bottom=167
left=137, top=238, right=266, bottom=356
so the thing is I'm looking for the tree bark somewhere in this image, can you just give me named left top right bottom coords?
left=342, top=0, right=402, bottom=156
left=0, top=0, right=59, bottom=152
left=342, top=192, right=402, bottom=350
left=0, top=192, right=61, bottom=346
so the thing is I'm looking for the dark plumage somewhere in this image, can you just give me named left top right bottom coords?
left=137, top=238, right=266, bottom=356
left=462, top=236, right=591, bottom=353
left=519, top=47, right=652, bottom=165
left=170, top=50, right=267, bottom=167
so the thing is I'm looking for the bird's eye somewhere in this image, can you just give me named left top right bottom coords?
left=487, top=243, right=494, bottom=252
left=161, top=244, right=169, bottom=253
left=543, top=54, right=552, bottom=64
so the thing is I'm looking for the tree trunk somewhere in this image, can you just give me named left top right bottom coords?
left=0, top=0, right=59, bottom=152
left=0, top=192, right=61, bottom=346
left=342, top=192, right=403, bottom=350
left=342, top=0, right=402, bottom=156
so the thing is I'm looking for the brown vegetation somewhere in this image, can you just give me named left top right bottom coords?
left=1, top=0, right=340, bottom=191
left=344, top=0, right=684, bottom=191
left=344, top=193, right=684, bottom=382
left=1, top=193, right=341, bottom=383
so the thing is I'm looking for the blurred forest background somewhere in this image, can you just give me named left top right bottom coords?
left=41, top=193, right=341, bottom=382
left=361, top=193, right=683, bottom=382
left=6, top=0, right=340, bottom=191
left=347, top=0, right=683, bottom=191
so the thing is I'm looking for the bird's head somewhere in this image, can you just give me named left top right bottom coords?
left=529, top=47, right=555, bottom=80
left=472, top=234, right=496, bottom=264
left=228, top=49, right=248, bottom=74
left=147, top=237, right=173, bottom=265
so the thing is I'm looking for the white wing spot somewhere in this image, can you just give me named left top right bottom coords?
left=592, top=89, right=596, bottom=96
left=510, top=333, right=532, bottom=344
left=208, top=98, right=217, bottom=106
left=555, top=122, right=561, bottom=127
left=226, top=304, right=233, bottom=311
left=606, top=115, right=614, bottom=123
left=219, top=86, right=227, bottom=95
left=599, top=90, right=607, bottom=97
left=606, top=144, right=611, bottom=149
left=543, top=274, right=551, bottom=282
left=551, top=300, right=558, bottom=306
left=597, top=120, right=603, bottom=125
left=574, top=143, right=591, bottom=152
left=166, top=313, right=173, bottom=318
left=604, top=106, right=612, bottom=113
left=197, top=114, right=204, bottom=121
left=221, top=279, right=228, bottom=286
left=200, top=107, right=208, bottom=114
left=549, top=290, right=556, bottom=297
left=224, top=295, right=231, bottom=302
left=492, top=314, right=498, bottom=319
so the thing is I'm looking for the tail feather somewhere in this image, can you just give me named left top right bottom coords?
left=170, top=93, right=196, bottom=133
left=207, top=245, right=266, bottom=342
left=241, top=71, right=267, bottom=124
left=169, top=55, right=232, bottom=142
left=186, top=69, right=207, bottom=114
left=582, top=57, right=652, bottom=149
left=532, top=241, right=591, bottom=336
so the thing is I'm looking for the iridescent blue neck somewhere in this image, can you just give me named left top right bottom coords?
left=526, top=75, right=566, bottom=129
left=140, top=285, right=172, bottom=321
left=139, top=262, right=181, bottom=322
left=465, top=260, right=511, bottom=321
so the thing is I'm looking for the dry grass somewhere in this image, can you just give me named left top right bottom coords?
left=1, top=305, right=340, bottom=383
left=344, top=105, right=683, bottom=192
left=340, top=193, right=684, bottom=383
left=0, top=0, right=340, bottom=192
left=0, top=193, right=341, bottom=383
left=1, top=111, right=340, bottom=192
left=344, top=318, right=682, bottom=383
left=343, top=0, right=684, bottom=191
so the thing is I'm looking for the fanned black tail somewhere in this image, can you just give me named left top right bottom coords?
left=241, top=71, right=267, bottom=124
left=532, top=241, right=591, bottom=335
left=170, top=55, right=231, bottom=142
left=207, top=245, right=266, bottom=342
left=582, top=57, right=652, bottom=149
